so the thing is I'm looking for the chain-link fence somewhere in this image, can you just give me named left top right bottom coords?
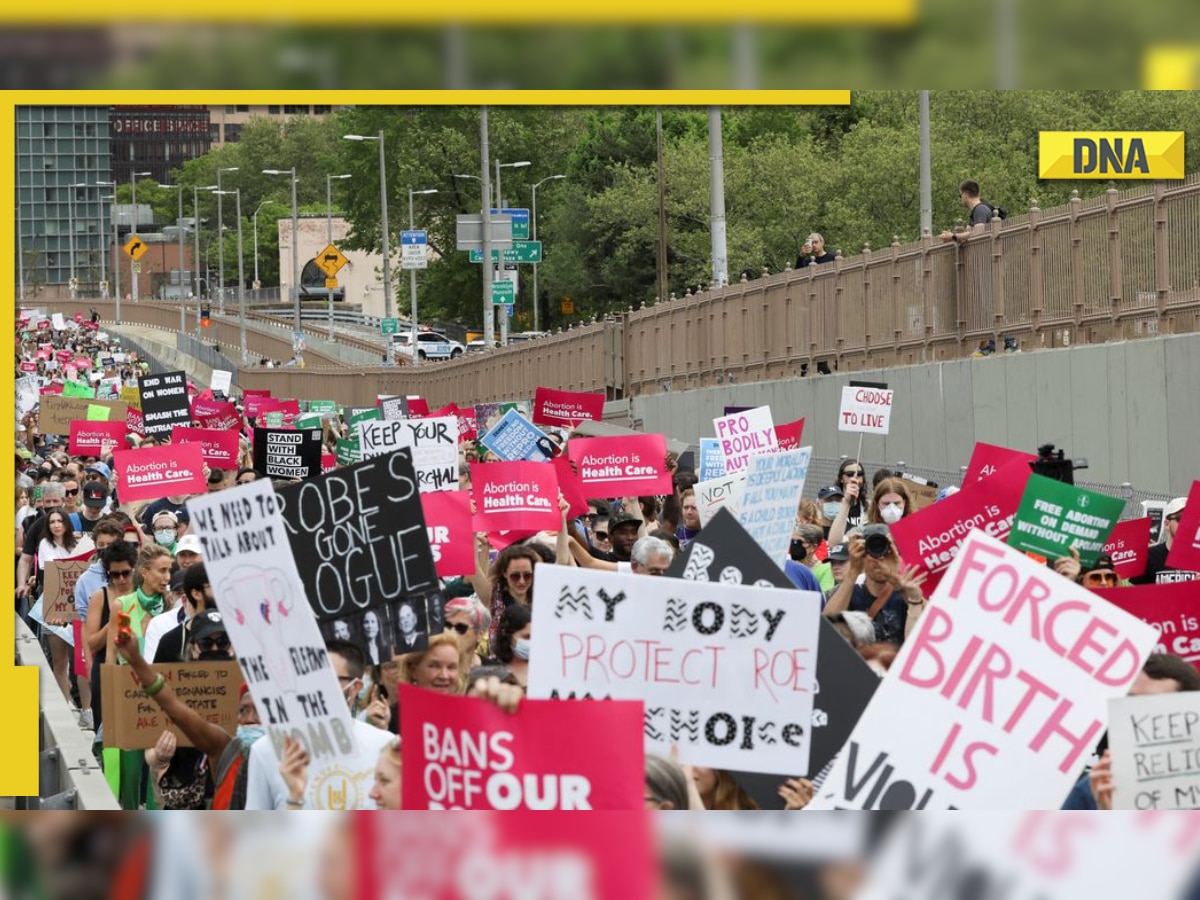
left=800, top=457, right=1175, bottom=522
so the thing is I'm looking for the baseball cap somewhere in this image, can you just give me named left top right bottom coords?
left=827, top=542, right=850, bottom=561
left=189, top=610, right=227, bottom=644
left=1165, top=497, right=1188, bottom=519
left=85, top=462, right=112, bottom=480
left=174, top=534, right=203, bottom=557
left=169, top=569, right=187, bottom=594
left=609, top=511, right=641, bottom=532
left=82, top=483, right=108, bottom=508
left=817, top=485, right=844, bottom=501
left=1087, top=553, right=1117, bottom=573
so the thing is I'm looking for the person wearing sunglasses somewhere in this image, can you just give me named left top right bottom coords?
left=469, top=540, right=541, bottom=649
left=827, top=459, right=870, bottom=546
left=1132, top=496, right=1197, bottom=586
left=443, top=596, right=492, bottom=669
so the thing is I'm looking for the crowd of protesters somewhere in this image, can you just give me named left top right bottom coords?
left=12, top=306, right=1198, bottom=813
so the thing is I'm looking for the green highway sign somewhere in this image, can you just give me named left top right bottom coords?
left=469, top=240, right=543, bottom=264
left=380, top=318, right=399, bottom=335
left=491, top=280, right=515, bottom=305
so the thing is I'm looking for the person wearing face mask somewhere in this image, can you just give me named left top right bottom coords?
left=817, top=486, right=845, bottom=536
left=867, top=478, right=914, bottom=528
left=790, top=524, right=835, bottom=593
left=783, top=525, right=825, bottom=594
left=148, top=510, right=182, bottom=552
left=493, top=603, right=532, bottom=689
left=110, top=622, right=263, bottom=809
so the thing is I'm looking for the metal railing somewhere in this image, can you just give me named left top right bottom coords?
left=12, top=616, right=119, bottom=810
left=177, top=333, right=241, bottom=385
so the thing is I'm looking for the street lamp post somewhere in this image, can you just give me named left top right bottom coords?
left=93, top=181, right=115, bottom=298
left=215, top=166, right=238, bottom=314
left=213, top=189, right=248, bottom=362
left=263, top=168, right=301, bottom=348
left=325, top=172, right=352, bottom=340
left=193, top=184, right=217, bottom=309
left=493, top=160, right=529, bottom=346
left=530, top=174, right=565, bottom=333
left=343, top=132, right=393, bottom=323
left=158, top=183, right=186, bottom=310
left=407, top=187, right=438, bottom=365
left=130, top=171, right=151, bottom=301
left=252, top=199, right=277, bottom=291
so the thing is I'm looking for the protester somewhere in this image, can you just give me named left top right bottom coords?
left=149, top=563, right=215, bottom=664
left=826, top=460, right=868, bottom=545
left=83, top=540, right=139, bottom=736
left=35, top=508, right=94, bottom=701
left=676, top=488, right=701, bottom=549
left=821, top=526, right=928, bottom=646
left=865, top=477, right=915, bottom=527
left=1132, top=496, right=1197, bottom=584
left=690, top=767, right=761, bottom=810
left=491, top=603, right=532, bottom=688
left=443, top=596, right=492, bottom=669
left=471, top=541, right=540, bottom=648
left=791, top=523, right=834, bottom=592
left=630, top=535, right=676, bottom=576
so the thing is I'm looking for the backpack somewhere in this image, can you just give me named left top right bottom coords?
left=980, top=200, right=1007, bottom=221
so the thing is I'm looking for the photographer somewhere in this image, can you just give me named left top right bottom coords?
left=822, top=524, right=928, bottom=647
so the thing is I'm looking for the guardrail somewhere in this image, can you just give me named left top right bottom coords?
left=177, top=333, right=241, bottom=385
left=12, top=616, right=119, bottom=810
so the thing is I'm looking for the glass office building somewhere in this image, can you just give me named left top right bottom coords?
left=16, top=106, right=112, bottom=289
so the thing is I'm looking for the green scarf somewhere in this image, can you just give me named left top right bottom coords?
left=135, top=586, right=164, bottom=617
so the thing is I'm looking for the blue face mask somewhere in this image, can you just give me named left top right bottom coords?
left=236, top=725, right=266, bottom=746
left=513, top=638, right=531, bottom=661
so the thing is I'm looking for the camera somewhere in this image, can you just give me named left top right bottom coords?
left=862, top=524, right=892, bottom=559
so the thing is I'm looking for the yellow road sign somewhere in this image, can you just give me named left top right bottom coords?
left=560, top=296, right=575, bottom=315
left=325, top=277, right=339, bottom=289
left=123, top=235, right=148, bottom=261
left=315, top=243, right=349, bottom=278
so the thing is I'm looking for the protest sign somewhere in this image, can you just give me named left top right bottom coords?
left=1094, top=582, right=1200, bottom=669
left=480, top=408, right=552, bottom=462
left=72, top=621, right=87, bottom=677
left=61, top=380, right=94, bottom=399
left=255, top=398, right=300, bottom=428
left=358, top=813, right=656, bottom=900
left=666, top=508, right=879, bottom=805
left=713, top=406, right=777, bottom=474
left=114, top=443, right=206, bottom=503
left=19, top=361, right=36, bottom=373
left=253, top=427, right=322, bottom=479
left=275, top=450, right=441, bottom=654
left=68, top=419, right=125, bottom=456
left=695, top=473, right=746, bottom=527
left=838, top=384, right=894, bottom=435
left=527, top=563, right=822, bottom=775
left=1165, top=481, right=1200, bottom=573
left=1109, top=691, right=1200, bottom=809
left=100, top=662, right=241, bottom=749
left=1103, top=517, right=1151, bottom=579
left=420, top=491, right=475, bottom=578
left=43, top=555, right=93, bottom=622
left=890, top=459, right=1031, bottom=597
left=900, top=475, right=940, bottom=511
left=698, top=439, right=726, bottom=481
left=471, top=461, right=561, bottom=533
left=241, top=390, right=272, bottom=418
left=856, top=815, right=1200, bottom=900
left=210, top=369, right=232, bottom=397
left=321, top=452, right=336, bottom=472
left=1007, top=474, right=1124, bottom=566
left=567, top=434, right=672, bottom=498
left=335, top=438, right=360, bottom=467
left=293, top=412, right=323, bottom=431
left=137, top=370, right=191, bottom=437
left=51, top=312, right=65, bottom=330
left=964, top=441, right=1038, bottom=483
left=774, top=417, right=805, bottom=451
left=16, top=375, right=39, bottom=419
left=191, top=399, right=240, bottom=432
left=39, top=381, right=63, bottom=394
left=264, top=412, right=284, bottom=428
left=736, top=447, right=812, bottom=567
left=406, top=397, right=430, bottom=417
left=172, top=426, right=241, bottom=469
left=533, top=387, right=606, bottom=428
left=379, top=395, right=410, bottom=421
left=55, top=349, right=72, bottom=364
left=1143, top=499, right=1168, bottom=544
left=807, top=529, right=1159, bottom=810
left=96, top=377, right=121, bottom=399
left=401, top=684, right=644, bottom=809
left=126, top=407, right=144, bottom=437
left=120, top=385, right=141, bottom=406
left=430, top=403, right=477, bottom=443
left=303, top=399, right=338, bottom=415
left=475, top=400, right=532, bottom=438
left=552, top=455, right=590, bottom=520
left=358, top=417, right=458, bottom=492
left=347, top=406, right=382, bottom=427
left=187, top=480, right=366, bottom=806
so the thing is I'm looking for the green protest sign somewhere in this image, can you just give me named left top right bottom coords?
left=293, top=412, right=323, bottom=430
left=1007, top=474, right=1125, bottom=566
left=335, top=438, right=361, bottom=466
left=62, top=381, right=94, bottom=398
left=305, top=400, right=338, bottom=414
left=347, top=407, right=382, bottom=426
left=264, top=411, right=285, bottom=428
left=86, top=404, right=111, bottom=421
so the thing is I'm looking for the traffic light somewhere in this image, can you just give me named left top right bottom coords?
left=201, top=307, right=211, bottom=328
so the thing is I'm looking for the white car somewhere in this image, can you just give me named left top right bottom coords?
left=392, top=330, right=466, bottom=360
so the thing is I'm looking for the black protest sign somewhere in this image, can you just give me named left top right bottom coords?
left=380, top=395, right=410, bottom=421
left=274, top=448, right=443, bottom=654
left=253, top=427, right=322, bottom=479
left=666, top=507, right=880, bottom=808
left=138, top=370, right=191, bottom=436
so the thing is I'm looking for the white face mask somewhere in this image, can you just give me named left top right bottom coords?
left=822, top=502, right=842, bottom=520
left=154, top=529, right=176, bottom=546
left=880, top=503, right=904, bottom=525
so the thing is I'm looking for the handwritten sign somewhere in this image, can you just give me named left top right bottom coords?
left=39, top=395, right=127, bottom=434
left=567, top=434, right=672, bottom=498
left=533, top=387, right=606, bottom=428
left=807, top=530, right=1159, bottom=809
left=736, top=447, right=812, bottom=567
left=838, top=385, right=894, bottom=435
left=401, top=684, right=644, bottom=809
left=101, top=662, right=241, bottom=749
left=713, top=406, right=777, bottom=474
left=695, top=473, right=746, bottom=527
left=1109, top=691, right=1200, bottom=809
left=358, top=418, right=458, bottom=492
left=44, top=556, right=93, bottom=622
left=114, top=443, right=206, bottom=503
left=527, top=565, right=822, bottom=775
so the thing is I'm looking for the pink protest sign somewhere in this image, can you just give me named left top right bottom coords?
left=533, top=387, right=606, bottom=428
left=171, top=426, right=240, bottom=469
left=567, top=434, right=671, bottom=498
left=400, top=684, right=644, bottom=809
left=1165, top=481, right=1200, bottom=574
left=114, top=443, right=206, bottom=502
left=420, top=491, right=475, bottom=578
left=68, top=420, right=126, bottom=456
left=1102, top=517, right=1151, bottom=580
left=964, top=442, right=1038, bottom=483
left=471, top=461, right=560, bottom=533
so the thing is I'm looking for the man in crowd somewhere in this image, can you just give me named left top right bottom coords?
left=630, top=535, right=675, bottom=576
left=589, top=511, right=641, bottom=564
left=676, top=488, right=701, bottom=550
left=174, top=534, right=203, bottom=570
left=1133, top=496, right=1197, bottom=585
left=16, top=481, right=65, bottom=602
left=940, top=179, right=997, bottom=244
left=77, top=482, right=109, bottom=534
left=822, top=525, right=927, bottom=646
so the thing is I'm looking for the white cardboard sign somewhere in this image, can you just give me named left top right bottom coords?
left=736, top=447, right=812, bottom=568
left=712, top=406, right=777, bottom=474
left=357, top=417, right=458, bottom=492
left=838, top=385, right=894, bottom=435
left=1109, top=691, right=1200, bottom=809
